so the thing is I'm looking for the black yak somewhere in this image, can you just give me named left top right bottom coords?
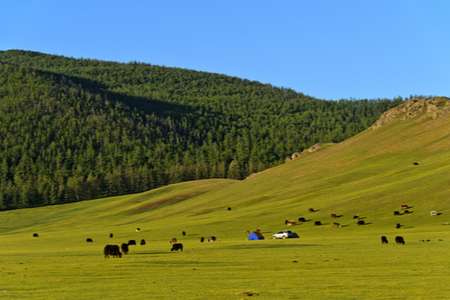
left=86, top=238, right=93, bottom=243
left=381, top=236, right=388, bottom=244
left=140, top=239, right=146, bottom=246
left=395, top=236, right=405, bottom=245
left=128, top=240, right=137, bottom=246
left=171, top=243, right=183, bottom=251
left=104, top=245, right=122, bottom=258
left=121, top=243, right=129, bottom=254
left=32, top=233, right=39, bottom=238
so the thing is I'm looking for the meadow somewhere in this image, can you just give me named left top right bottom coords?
left=1, top=220, right=450, bottom=299
left=1, top=99, right=450, bottom=299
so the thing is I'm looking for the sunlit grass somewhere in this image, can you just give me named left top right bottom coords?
left=1, top=112, right=450, bottom=299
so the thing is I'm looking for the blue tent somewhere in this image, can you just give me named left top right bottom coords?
left=248, top=231, right=264, bottom=240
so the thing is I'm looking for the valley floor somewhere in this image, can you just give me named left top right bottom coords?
left=1, top=229, right=450, bottom=299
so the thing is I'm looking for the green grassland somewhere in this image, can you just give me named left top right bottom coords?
left=1, top=99, right=450, bottom=299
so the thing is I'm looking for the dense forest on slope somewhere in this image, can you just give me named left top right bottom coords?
left=0, top=50, right=401, bottom=209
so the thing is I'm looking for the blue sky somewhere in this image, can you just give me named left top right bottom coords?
left=1, top=0, right=449, bottom=99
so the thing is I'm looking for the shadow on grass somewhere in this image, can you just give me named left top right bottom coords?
left=221, top=243, right=321, bottom=250
left=132, top=251, right=173, bottom=255
left=125, top=259, right=237, bottom=267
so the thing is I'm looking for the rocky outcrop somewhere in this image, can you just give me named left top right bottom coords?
left=370, top=97, right=450, bottom=130
left=286, top=143, right=333, bottom=162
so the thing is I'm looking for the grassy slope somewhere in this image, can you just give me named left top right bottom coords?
left=205, top=102, right=450, bottom=234
left=1, top=100, right=450, bottom=299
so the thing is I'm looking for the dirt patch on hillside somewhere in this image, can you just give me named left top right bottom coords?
left=124, top=191, right=209, bottom=215
left=286, top=143, right=334, bottom=162
left=370, top=97, right=450, bottom=130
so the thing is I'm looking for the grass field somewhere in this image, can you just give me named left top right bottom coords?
left=1, top=99, right=450, bottom=299
left=2, top=232, right=450, bottom=299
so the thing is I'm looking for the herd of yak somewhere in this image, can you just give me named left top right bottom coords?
left=103, top=237, right=150, bottom=258
left=101, top=232, right=217, bottom=258
left=31, top=228, right=219, bottom=258
left=284, top=203, right=444, bottom=246
left=30, top=202, right=444, bottom=258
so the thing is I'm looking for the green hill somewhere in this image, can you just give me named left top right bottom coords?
left=2, top=97, right=449, bottom=236
left=1, top=98, right=450, bottom=299
left=0, top=50, right=399, bottom=209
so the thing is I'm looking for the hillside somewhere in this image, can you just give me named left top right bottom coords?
left=1, top=98, right=450, bottom=300
left=188, top=97, right=450, bottom=232
left=0, top=50, right=400, bottom=209
left=2, top=97, right=449, bottom=236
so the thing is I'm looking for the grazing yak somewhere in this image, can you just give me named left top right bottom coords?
left=135, top=228, right=141, bottom=232
left=121, top=243, right=129, bottom=254
left=109, top=233, right=114, bottom=238
left=381, top=236, right=389, bottom=244
left=200, top=237, right=205, bottom=243
left=330, top=213, right=343, bottom=218
left=285, top=220, right=297, bottom=226
left=357, top=220, right=366, bottom=225
left=182, top=231, right=186, bottom=236
left=298, top=217, right=308, bottom=222
left=393, top=211, right=402, bottom=216
left=208, top=236, right=217, bottom=242
left=86, top=238, right=93, bottom=243
left=32, top=233, right=39, bottom=238
left=227, top=207, right=232, bottom=211
left=140, top=239, right=146, bottom=246
left=309, top=208, right=319, bottom=213
left=128, top=240, right=137, bottom=246
left=171, top=243, right=183, bottom=252
left=396, top=223, right=402, bottom=229
left=395, top=236, right=405, bottom=245
left=104, top=245, right=122, bottom=258
left=314, top=221, right=322, bottom=226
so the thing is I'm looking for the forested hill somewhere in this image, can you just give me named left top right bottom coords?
left=0, top=50, right=400, bottom=209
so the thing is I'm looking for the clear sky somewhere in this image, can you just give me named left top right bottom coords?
left=1, top=0, right=449, bottom=99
